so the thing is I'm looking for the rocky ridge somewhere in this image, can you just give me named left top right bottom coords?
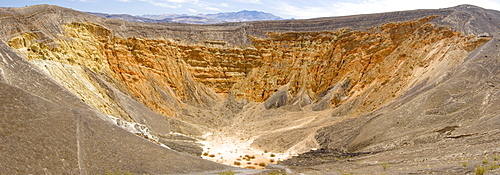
left=0, top=4, right=499, bottom=174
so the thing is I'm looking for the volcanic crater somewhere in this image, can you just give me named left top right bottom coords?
left=1, top=4, right=499, bottom=174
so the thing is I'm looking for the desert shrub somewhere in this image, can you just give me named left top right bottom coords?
left=218, top=170, right=235, bottom=175
left=476, top=166, right=486, bottom=175
left=482, top=159, right=489, bottom=164
left=488, top=163, right=499, bottom=170
left=381, top=162, right=390, bottom=171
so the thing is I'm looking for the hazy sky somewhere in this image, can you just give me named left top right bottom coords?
left=4, top=0, right=500, bottom=19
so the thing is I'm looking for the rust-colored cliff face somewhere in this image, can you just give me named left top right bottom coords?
left=8, top=16, right=488, bottom=120
left=9, top=22, right=260, bottom=119
left=231, top=16, right=488, bottom=113
left=9, top=22, right=219, bottom=118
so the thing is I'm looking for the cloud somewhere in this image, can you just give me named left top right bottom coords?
left=137, top=0, right=226, bottom=11
left=235, top=0, right=261, bottom=4
left=203, top=6, right=220, bottom=11
left=191, top=1, right=224, bottom=11
left=117, top=0, right=132, bottom=2
left=275, top=0, right=500, bottom=19
left=163, top=0, right=198, bottom=3
left=331, top=0, right=500, bottom=16
left=139, top=0, right=181, bottom=8
left=275, top=2, right=336, bottom=19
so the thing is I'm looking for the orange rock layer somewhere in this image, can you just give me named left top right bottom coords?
left=8, top=16, right=489, bottom=118
left=230, top=16, right=489, bottom=113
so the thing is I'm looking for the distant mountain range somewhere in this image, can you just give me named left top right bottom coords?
left=87, top=10, right=283, bottom=24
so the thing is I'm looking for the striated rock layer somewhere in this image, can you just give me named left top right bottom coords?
left=7, top=15, right=488, bottom=118
left=1, top=4, right=499, bottom=174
